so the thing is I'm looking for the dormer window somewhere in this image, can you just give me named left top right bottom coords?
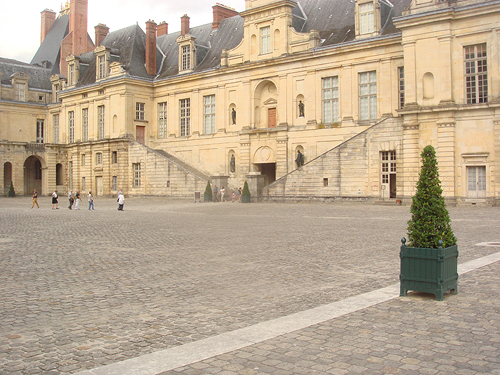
left=95, top=45, right=110, bottom=80
left=181, top=46, right=191, bottom=71
left=176, top=34, right=196, bottom=73
left=66, top=55, right=80, bottom=86
left=356, top=1, right=379, bottom=38
left=50, top=74, right=66, bottom=103
left=15, top=83, right=26, bottom=101
left=260, top=26, right=271, bottom=54
left=359, top=3, right=375, bottom=34
left=12, top=72, right=29, bottom=102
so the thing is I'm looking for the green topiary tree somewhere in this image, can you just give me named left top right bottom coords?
left=407, top=145, right=455, bottom=248
left=204, top=181, right=212, bottom=202
left=242, top=181, right=250, bottom=197
left=8, top=181, right=15, bottom=197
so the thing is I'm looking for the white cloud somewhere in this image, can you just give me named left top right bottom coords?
left=0, top=0, right=244, bottom=63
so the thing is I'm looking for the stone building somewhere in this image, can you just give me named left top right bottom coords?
left=1, top=0, right=499, bottom=205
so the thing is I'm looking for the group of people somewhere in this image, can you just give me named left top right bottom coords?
left=66, top=190, right=94, bottom=210
left=212, top=185, right=242, bottom=203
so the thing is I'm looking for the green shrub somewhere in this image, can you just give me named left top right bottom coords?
left=8, top=181, right=15, bottom=197
left=407, top=145, right=455, bottom=248
left=242, top=181, right=250, bottom=196
left=204, top=181, right=212, bottom=202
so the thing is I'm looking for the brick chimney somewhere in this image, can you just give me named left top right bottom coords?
left=145, top=20, right=157, bottom=76
left=212, top=3, right=239, bottom=30
left=60, top=0, right=95, bottom=76
left=94, top=23, right=109, bottom=47
left=181, top=14, right=190, bottom=35
left=157, top=22, right=168, bottom=37
left=41, top=9, right=56, bottom=44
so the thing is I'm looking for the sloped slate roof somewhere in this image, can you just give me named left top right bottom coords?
left=30, top=14, right=69, bottom=75
left=0, top=57, right=52, bottom=90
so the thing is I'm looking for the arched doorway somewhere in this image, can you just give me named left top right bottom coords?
left=3, top=162, right=12, bottom=196
left=254, top=80, right=278, bottom=128
left=24, top=156, right=44, bottom=195
left=253, top=146, right=277, bottom=186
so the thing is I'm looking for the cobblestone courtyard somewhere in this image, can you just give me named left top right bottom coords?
left=1, top=197, right=499, bottom=374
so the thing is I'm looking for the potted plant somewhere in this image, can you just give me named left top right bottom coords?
left=400, top=145, right=458, bottom=301
left=204, top=181, right=212, bottom=202
left=241, top=180, right=251, bottom=203
left=8, top=181, right=15, bottom=197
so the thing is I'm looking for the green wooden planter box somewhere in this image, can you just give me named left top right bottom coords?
left=204, top=193, right=212, bottom=202
left=241, top=195, right=250, bottom=203
left=400, top=238, right=458, bottom=301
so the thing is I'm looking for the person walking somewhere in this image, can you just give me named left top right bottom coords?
left=31, top=189, right=39, bottom=208
left=51, top=190, right=59, bottom=209
left=88, top=191, right=94, bottom=210
left=117, top=192, right=125, bottom=211
left=68, top=190, right=74, bottom=210
left=74, top=191, right=81, bottom=210
left=220, top=186, right=225, bottom=202
left=237, top=187, right=242, bottom=203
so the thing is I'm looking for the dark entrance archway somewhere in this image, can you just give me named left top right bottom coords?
left=24, top=156, right=43, bottom=195
left=258, top=163, right=276, bottom=187
left=3, top=162, right=13, bottom=196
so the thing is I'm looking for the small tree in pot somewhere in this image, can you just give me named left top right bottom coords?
left=204, top=181, right=212, bottom=202
left=400, top=145, right=458, bottom=301
left=241, top=181, right=251, bottom=203
left=8, top=181, right=16, bottom=197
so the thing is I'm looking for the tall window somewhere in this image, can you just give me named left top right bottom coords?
left=96, top=152, right=102, bottom=165
left=381, top=151, right=396, bottom=183
left=112, top=151, right=118, bottom=164
left=133, top=163, right=141, bottom=187
left=261, top=26, right=271, bottom=54
left=181, top=46, right=191, bottom=71
left=180, top=98, right=191, bottom=137
left=68, top=111, right=75, bottom=143
left=82, top=108, right=89, bottom=141
left=398, top=67, right=405, bottom=109
left=82, top=177, right=86, bottom=192
left=53, top=114, right=59, bottom=144
left=82, top=154, right=86, bottom=166
left=359, top=71, right=377, bottom=120
left=15, top=83, right=25, bottom=101
left=136, top=103, right=145, bottom=120
left=158, top=102, right=167, bottom=139
left=322, top=77, right=339, bottom=123
left=465, top=44, right=488, bottom=104
left=98, top=55, right=106, bottom=79
left=69, top=64, right=75, bottom=86
left=359, top=2, right=375, bottom=35
left=98, top=105, right=105, bottom=139
left=36, top=119, right=44, bottom=143
left=204, top=95, right=216, bottom=134
left=112, top=176, right=118, bottom=191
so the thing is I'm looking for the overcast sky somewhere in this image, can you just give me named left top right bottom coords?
left=0, top=0, right=245, bottom=63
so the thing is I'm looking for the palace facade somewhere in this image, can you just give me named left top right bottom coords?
left=1, top=0, right=499, bottom=204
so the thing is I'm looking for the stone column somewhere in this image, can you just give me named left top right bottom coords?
left=437, top=120, right=456, bottom=202
left=401, top=120, right=420, bottom=202
left=276, top=134, right=288, bottom=179
left=494, top=118, right=500, bottom=206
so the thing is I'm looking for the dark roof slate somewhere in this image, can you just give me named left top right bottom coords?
left=0, top=57, right=52, bottom=90
left=30, top=14, right=69, bottom=75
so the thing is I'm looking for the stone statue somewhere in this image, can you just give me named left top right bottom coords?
left=295, top=150, right=304, bottom=167
left=298, top=100, right=305, bottom=117
left=231, top=108, right=236, bottom=125
left=230, top=154, right=235, bottom=173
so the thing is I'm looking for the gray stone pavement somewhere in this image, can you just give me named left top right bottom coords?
left=0, top=196, right=499, bottom=374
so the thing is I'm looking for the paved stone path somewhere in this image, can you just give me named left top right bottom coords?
left=0, top=196, right=499, bottom=374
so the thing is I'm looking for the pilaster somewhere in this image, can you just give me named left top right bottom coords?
left=401, top=121, right=420, bottom=201
left=402, top=41, right=417, bottom=106
left=437, top=120, right=456, bottom=199
left=494, top=118, right=500, bottom=205
left=276, top=134, right=288, bottom=179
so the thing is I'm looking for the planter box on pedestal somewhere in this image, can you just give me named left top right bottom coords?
left=400, top=238, right=458, bottom=301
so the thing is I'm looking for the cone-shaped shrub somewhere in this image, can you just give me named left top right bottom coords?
left=8, top=181, right=15, bottom=197
left=204, top=181, right=212, bottom=202
left=407, top=145, right=455, bottom=248
left=242, top=181, right=250, bottom=196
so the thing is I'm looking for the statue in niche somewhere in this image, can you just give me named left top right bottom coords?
left=295, top=150, right=304, bottom=167
left=230, top=154, right=236, bottom=173
left=231, top=108, right=236, bottom=125
left=298, top=100, right=305, bottom=117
